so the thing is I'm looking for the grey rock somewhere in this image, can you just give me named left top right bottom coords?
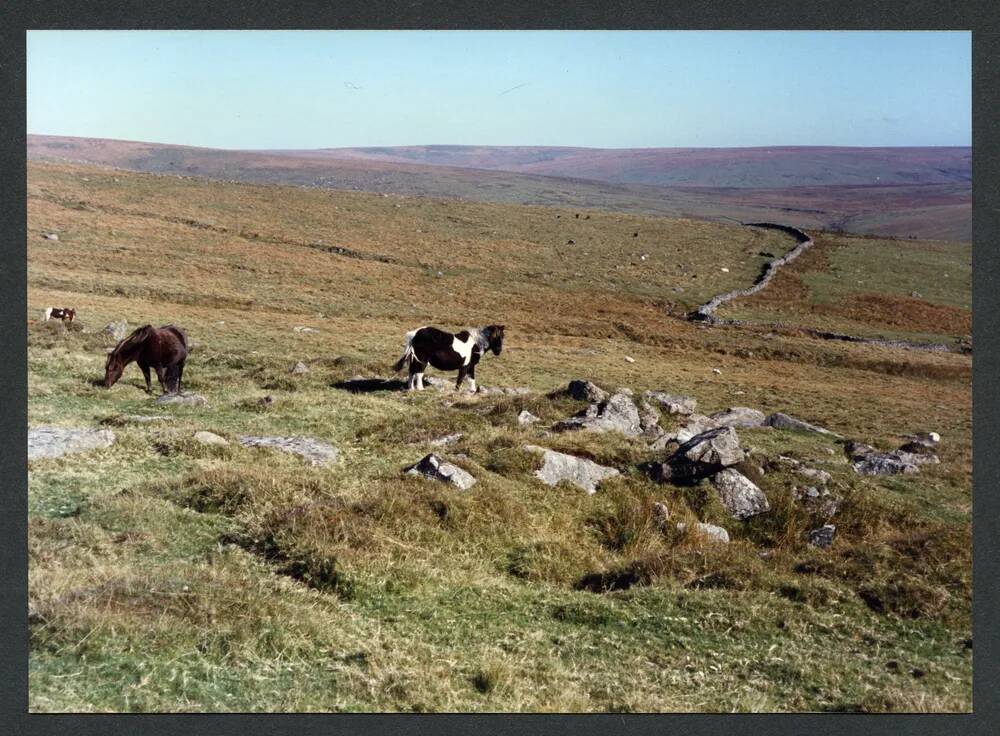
left=291, top=361, right=310, bottom=374
left=28, top=426, right=116, bottom=460
left=554, top=389, right=642, bottom=436
left=293, top=326, right=319, bottom=333
left=566, top=379, right=609, bottom=403
left=102, top=320, right=128, bottom=342
left=808, top=524, right=837, bottom=549
left=710, top=469, right=770, bottom=520
left=643, top=391, right=697, bottom=416
left=193, top=430, right=229, bottom=446
left=853, top=452, right=920, bottom=476
left=524, top=444, right=619, bottom=494
left=478, top=386, right=532, bottom=396
left=43, top=232, right=59, bottom=241
left=238, top=435, right=340, bottom=466
left=517, top=410, right=540, bottom=426
left=655, top=426, right=745, bottom=482
left=709, top=407, right=767, bottom=429
left=404, top=453, right=476, bottom=490
left=797, top=467, right=832, bottom=485
left=676, top=522, right=730, bottom=544
left=651, top=501, right=671, bottom=529
left=638, top=401, right=662, bottom=438
left=766, top=412, right=842, bottom=439
left=794, top=485, right=841, bottom=518
left=155, top=392, right=208, bottom=406
left=429, top=432, right=463, bottom=447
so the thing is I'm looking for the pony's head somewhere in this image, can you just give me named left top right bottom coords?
left=484, top=324, right=505, bottom=356
left=103, top=349, right=125, bottom=387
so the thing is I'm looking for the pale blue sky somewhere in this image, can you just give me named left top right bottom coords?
left=27, top=31, right=971, bottom=149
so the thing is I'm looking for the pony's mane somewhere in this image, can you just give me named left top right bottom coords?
left=111, top=324, right=154, bottom=359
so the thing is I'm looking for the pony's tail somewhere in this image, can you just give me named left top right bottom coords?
left=393, top=329, right=418, bottom=373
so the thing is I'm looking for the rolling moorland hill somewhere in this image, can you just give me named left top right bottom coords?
left=302, top=145, right=971, bottom=188
left=26, top=161, right=971, bottom=712
left=28, top=135, right=971, bottom=241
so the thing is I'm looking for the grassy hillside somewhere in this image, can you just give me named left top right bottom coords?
left=27, top=136, right=971, bottom=241
left=27, top=162, right=972, bottom=712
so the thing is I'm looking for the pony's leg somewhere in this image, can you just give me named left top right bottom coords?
left=455, top=365, right=469, bottom=390
left=411, top=360, right=426, bottom=390
left=154, top=366, right=168, bottom=394
left=468, top=364, right=478, bottom=393
left=176, top=362, right=185, bottom=393
left=408, top=361, right=423, bottom=391
left=138, top=362, right=152, bottom=393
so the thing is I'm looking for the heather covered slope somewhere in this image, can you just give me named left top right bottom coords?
left=27, top=162, right=971, bottom=712
left=28, top=135, right=971, bottom=241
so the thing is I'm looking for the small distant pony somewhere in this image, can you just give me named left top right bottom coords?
left=393, top=325, right=504, bottom=391
left=104, top=325, right=189, bottom=394
left=43, top=307, right=76, bottom=322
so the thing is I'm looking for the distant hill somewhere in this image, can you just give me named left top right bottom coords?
left=27, top=135, right=971, bottom=240
left=292, top=144, right=971, bottom=189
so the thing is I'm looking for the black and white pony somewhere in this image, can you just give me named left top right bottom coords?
left=393, top=325, right=504, bottom=391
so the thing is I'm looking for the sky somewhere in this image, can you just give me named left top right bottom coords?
left=26, top=31, right=971, bottom=149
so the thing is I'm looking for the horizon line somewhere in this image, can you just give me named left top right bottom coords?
left=26, top=133, right=973, bottom=152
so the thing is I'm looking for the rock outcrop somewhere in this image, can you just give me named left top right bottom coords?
left=654, top=426, right=745, bottom=482
left=28, top=427, right=116, bottom=460
left=710, top=468, right=770, bottom=520
left=404, top=453, right=476, bottom=490
left=524, top=445, right=619, bottom=494
left=238, top=435, right=340, bottom=466
left=554, top=389, right=642, bottom=437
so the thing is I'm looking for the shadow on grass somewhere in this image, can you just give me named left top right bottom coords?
left=332, top=377, right=407, bottom=393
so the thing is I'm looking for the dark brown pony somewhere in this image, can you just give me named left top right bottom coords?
left=104, top=325, right=189, bottom=394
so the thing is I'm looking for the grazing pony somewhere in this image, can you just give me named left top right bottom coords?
left=104, top=325, right=189, bottom=394
left=43, top=307, right=76, bottom=322
left=393, top=325, right=504, bottom=391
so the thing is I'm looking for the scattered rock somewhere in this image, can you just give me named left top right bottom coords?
left=712, top=368, right=722, bottom=375
left=477, top=386, right=532, bottom=396
left=293, top=326, right=319, bottom=333
left=28, top=426, right=116, bottom=460
left=721, top=267, right=729, bottom=273
left=155, top=392, right=208, bottom=407
left=808, top=524, right=836, bottom=549
left=554, top=389, right=642, bottom=436
left=624, top=356, right=635, bottom=363
left=796, top=467, right=832, bottom=485
left=676, top=522, right=730, bottom=544
left=642, top=391, right=697, bottom=416
left=638, top=401, right=662, bottom=438
left=654, top=426, right=745, bottom=482
left=403, top=453, right=476, bottom=490
left=709, top=406, right=767, bottom=429
left=651, top=501, right=671, bottom=529
left=43, top=232, right=59, bottom=241
left=566, top=379, right=609, bottom=403
left=710, top=469, right=770, bottom=520
left=517, top=410, right=540, bottom=426
left=290, top=361, right=309, bottom=374
left=193, top=431, right=229, bottom=447
left=259, top=395, right=274, bottom=407
left=429, top=432, right=463, bottom=447
left=237, top=436, right=340, bottom=466
left=524, top=444, right=619, bottom=494
left=794, top=486, right=841, bottom=518
left=852, top=452, right=920, bottom=476
left=766, top=412, right=842, bottom=439
left=102, top=320, right=128, bottom=342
